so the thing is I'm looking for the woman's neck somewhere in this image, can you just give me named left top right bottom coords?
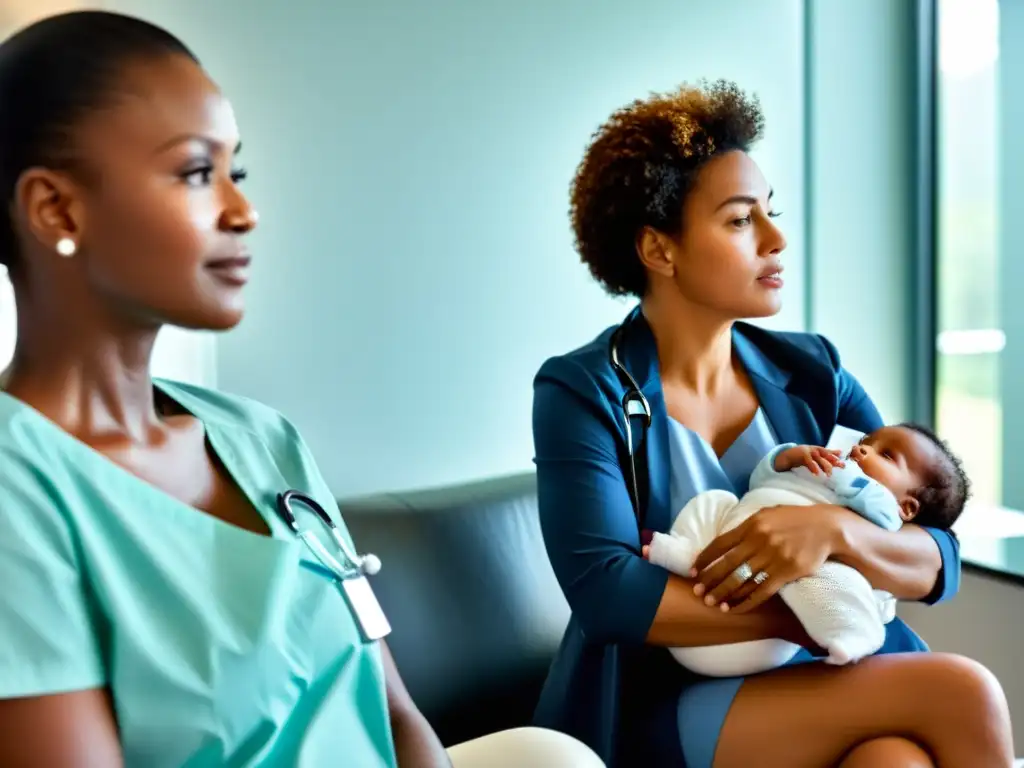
left=641, top=290, right=736, bottom=397
left=4, top=301, right=162, bottom=442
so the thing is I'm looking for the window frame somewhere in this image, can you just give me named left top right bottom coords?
left=912, top=0, right=939, bottom=429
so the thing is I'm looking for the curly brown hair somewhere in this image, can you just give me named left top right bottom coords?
left=570, top=79, right=765, bottom=297
left=899, top=422, right=971, bottom=530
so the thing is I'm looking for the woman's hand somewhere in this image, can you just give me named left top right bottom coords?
left=689, top=505, right=846, bottom=613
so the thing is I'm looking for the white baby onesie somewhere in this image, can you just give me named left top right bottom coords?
left=646, top=443, right=898, bottom=676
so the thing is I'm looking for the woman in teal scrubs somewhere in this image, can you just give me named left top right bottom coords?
left=0, top=11, right=602, bottom=768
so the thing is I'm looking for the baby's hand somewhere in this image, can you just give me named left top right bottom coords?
left=774, top=444, right=845, bottom=476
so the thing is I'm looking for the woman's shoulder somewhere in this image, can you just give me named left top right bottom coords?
left=535, top=320, right=849, bottom=393
left=531, top=322, right=635, bottom=452
left=0, top=382, right=308, bottom=491
left=733, top=323, right=846, bottom=375
left=0, top=393, right=75, bottom=473
left=155, top=380, right=332, bottom=494
left=0, top=398, right=88, bottom=564
left=535, top=323, right=619, bottom=398
left=156, top=379, right=306, bottom=448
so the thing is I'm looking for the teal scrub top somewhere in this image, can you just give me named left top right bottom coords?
left=0, top=380, right=399, bottom=768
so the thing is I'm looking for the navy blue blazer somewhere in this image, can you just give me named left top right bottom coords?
left=530, top=308, right=960, bottom=764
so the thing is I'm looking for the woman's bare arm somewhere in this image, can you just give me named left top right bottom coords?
left=690, top=504, right=947, bottom=612
left=829, top=508, right=942, bottom=600
left=645, top=574, right=816, bottom=648
left=0, top=689, right=122, bottom=768
left=381, top=641, right=451, bottom=768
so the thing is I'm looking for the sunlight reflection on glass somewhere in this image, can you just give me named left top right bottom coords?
left=942, top=0, right=999, bottom=77
left=939, top=0, right=999, bottom=78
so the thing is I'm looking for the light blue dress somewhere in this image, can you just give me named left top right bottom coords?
left=0, top=381, right=398, bottom=767
left=665, top=409, right=814, bottom=768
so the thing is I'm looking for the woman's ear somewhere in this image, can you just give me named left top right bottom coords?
left=636, top=226, right=676, bottom=280
left=13, top=168, right=84, bottom=255
left=899, top=496, right=920, bottom=523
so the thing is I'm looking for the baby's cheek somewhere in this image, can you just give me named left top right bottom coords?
left=859, top=460, right=884, bottom=484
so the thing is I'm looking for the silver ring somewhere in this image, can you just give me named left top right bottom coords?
left=732, top=562, right=754, bottom=582
left=754, top=570, right=769, bottom=585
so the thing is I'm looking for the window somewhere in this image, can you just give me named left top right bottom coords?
left=0, top=270, right=15, bottom=370
left=934, top=0, right=1001, bottom=507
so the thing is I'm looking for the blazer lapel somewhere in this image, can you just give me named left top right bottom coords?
left=733, top=328, right=824, bottom=446
left=620, top=313, right=828, bottom=534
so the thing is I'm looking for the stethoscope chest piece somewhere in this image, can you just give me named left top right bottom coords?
left=275, top=490, right=391, bottom=642
left=358, top=552, right=382, bottom=576
left=275, top=490, right=383, bottom=579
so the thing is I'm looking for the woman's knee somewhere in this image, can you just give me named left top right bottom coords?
left=924, top=653, right=1010, bottom=728
left=904, top=652, right=1013, bottom=761
left=839, top=737, right=934, bottom=768
left=712, top=653, right=1013, bottom=768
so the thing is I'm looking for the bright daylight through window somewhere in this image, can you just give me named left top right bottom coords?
left=935, top=0, right=1003, bottom=511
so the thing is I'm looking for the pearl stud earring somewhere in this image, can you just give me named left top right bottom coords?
left=56, top=237, right=77, bottom=257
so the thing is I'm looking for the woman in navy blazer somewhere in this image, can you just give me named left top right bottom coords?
left=531, top=82, right=1014, bottom=767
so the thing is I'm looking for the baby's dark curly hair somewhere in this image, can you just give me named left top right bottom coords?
left=570, top=79, right=765, bottom=297
left=899, top=422, right=971, bottom=530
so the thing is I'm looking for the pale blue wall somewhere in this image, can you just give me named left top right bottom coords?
left=114, top=0, right=807, bottom=496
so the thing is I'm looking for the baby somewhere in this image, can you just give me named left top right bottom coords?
left=644, top=423, right=969, bottom=676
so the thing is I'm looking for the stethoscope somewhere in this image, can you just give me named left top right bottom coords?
left=275, top=490, right=382, bottom=580
left=609, top=307, right=652, bottom=526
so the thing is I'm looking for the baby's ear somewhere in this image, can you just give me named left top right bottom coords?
left=899, top=496, right=920, bottom=522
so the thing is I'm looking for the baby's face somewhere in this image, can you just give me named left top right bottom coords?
left=848, top=426, right=940, bottom=508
